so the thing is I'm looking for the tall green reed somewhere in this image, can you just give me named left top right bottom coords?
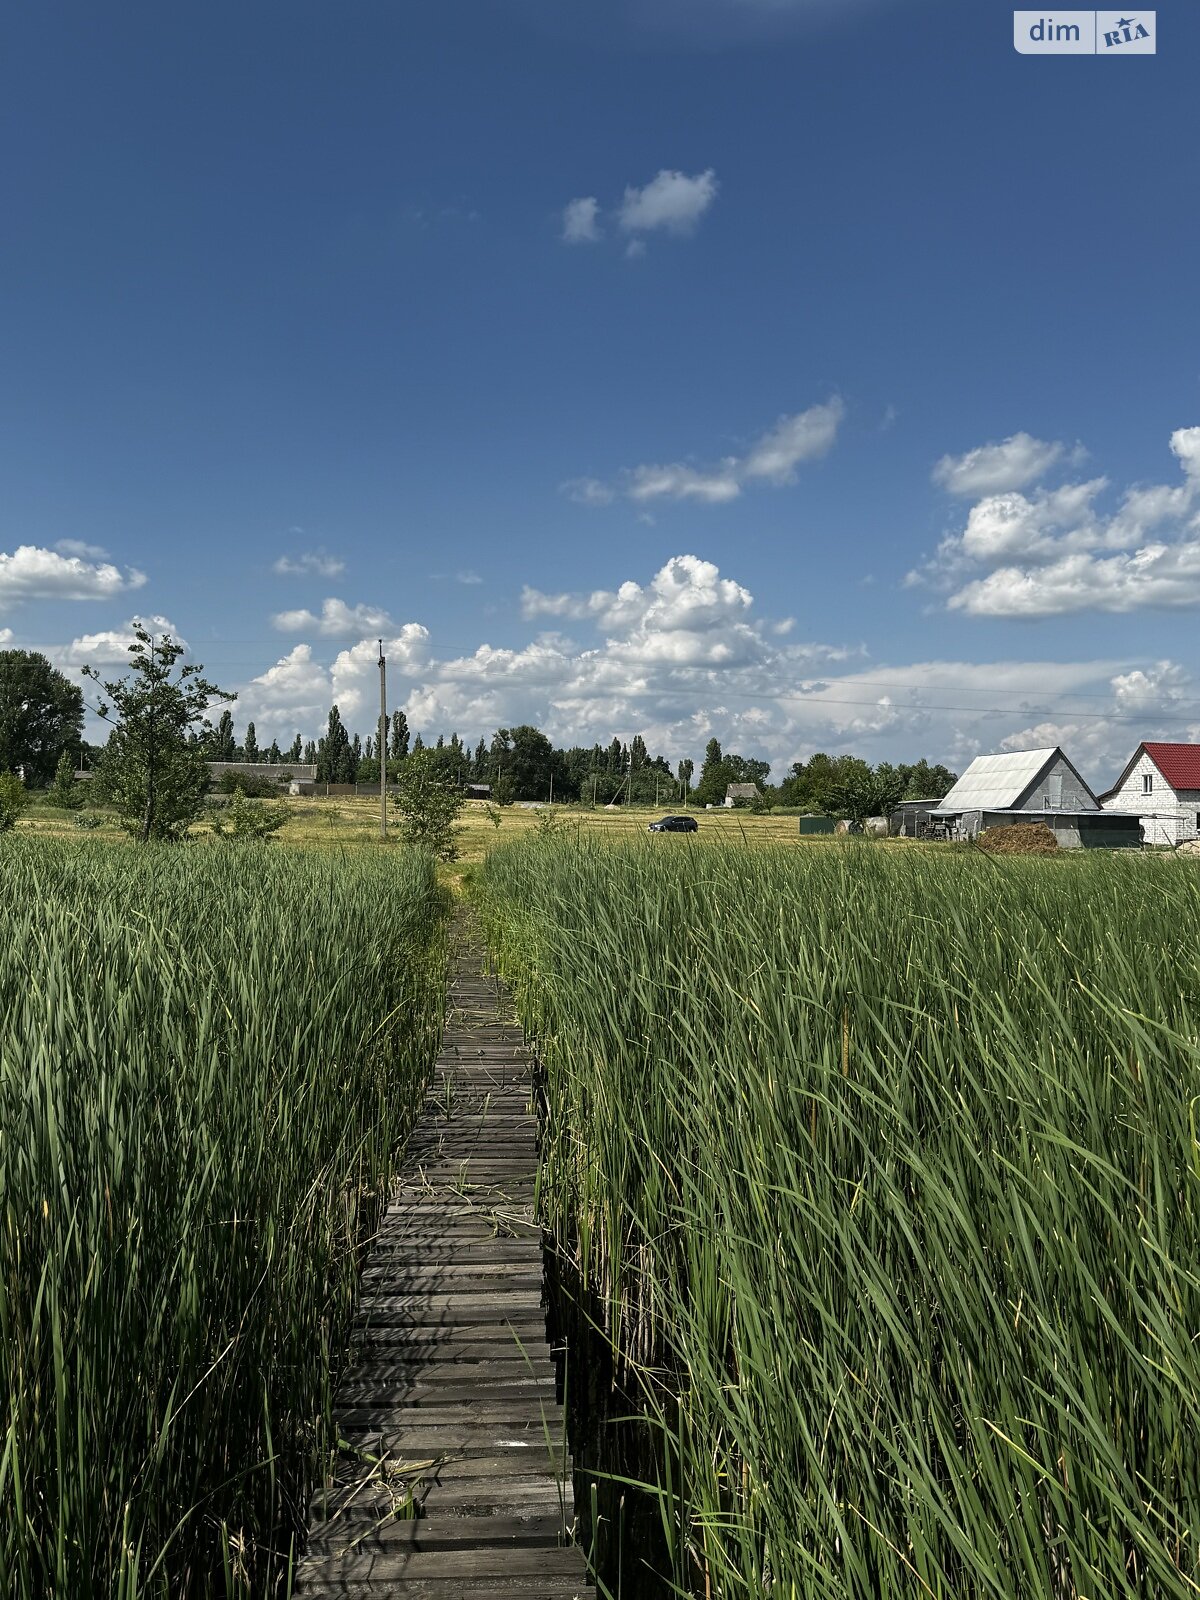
left=0, top=837, right=446, bottom=1596
left=478, top=838, right=1200, bottom=1599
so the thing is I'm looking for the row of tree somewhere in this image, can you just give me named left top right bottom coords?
left=2, top=639, right=959, bottom=840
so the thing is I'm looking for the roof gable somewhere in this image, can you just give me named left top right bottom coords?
left=1144, top=742, right=1200, bottom=791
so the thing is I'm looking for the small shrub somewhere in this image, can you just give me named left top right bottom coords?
left=210, top=787, right=288, bottom=841
left=46, top=751, right=84, bottom=809
left=215, top=772, right=282, bottom=799
left=74, top=813, right=104, bottom=830
left=390, top=751, right=464, bottom=860
left=0, top=773, right=28, bottom=831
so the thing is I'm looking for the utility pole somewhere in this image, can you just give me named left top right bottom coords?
left=378, top=640, right=387, bottom=841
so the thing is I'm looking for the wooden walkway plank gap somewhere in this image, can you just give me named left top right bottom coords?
left=293, top=918, right=591, bottom=1600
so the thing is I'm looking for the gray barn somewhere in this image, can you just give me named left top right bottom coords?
left=928, top=747, right=1138, bottom=847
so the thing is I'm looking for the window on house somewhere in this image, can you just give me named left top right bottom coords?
left=1143, top=774, right=1153, bottom=793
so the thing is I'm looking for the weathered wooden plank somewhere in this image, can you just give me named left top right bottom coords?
left=296, top=925, right=589, bottom=1598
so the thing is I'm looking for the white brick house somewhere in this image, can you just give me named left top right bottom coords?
left=1100, top=743, right=1200, bottom=847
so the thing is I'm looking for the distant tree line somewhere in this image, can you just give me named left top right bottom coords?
left=2, top=643, right=958, bottom=828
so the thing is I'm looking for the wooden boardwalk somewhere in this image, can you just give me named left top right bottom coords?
left=293, top=924, right=591, bottom=1600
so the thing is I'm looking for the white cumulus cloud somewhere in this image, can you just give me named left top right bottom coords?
left=618, top=168, right=719, bottom=235
left=55, top=538, right=110, bottom=560
left=236, top=645, right=333, bottom=737
left=50, top=615, right=182, bottom=669
left=569, top=398, right=844, bottom=508
left=272, top=598, right=394, bottom=637
left=273, top=550, right=345, bottom=578
left=0, top=545, right=146, bottom=608
left=915, top=425, right=1200, bottom=616
left=932, top=433, right=1075, bottom=496
left=561, top=196, right=602, bottom=243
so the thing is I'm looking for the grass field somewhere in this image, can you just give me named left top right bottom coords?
left=17, top=791, right=866, bottom=865
left=0, top=837, right=446, bottom=1598
left=478, top=836, right=1200, bottom=1599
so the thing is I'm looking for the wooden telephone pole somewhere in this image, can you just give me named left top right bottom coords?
left=378, top=640, right=387, bottom=841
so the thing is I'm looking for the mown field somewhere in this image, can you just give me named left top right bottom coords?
left=478, top=837, right=1200, bottom=1599
left=16, top=792, right=826, bottom=865
left=0, top=837, right=446, bottom=1598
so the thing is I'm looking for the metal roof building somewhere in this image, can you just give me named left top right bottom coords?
left=934, top=748, right=1098, bottom=815
left=928, top=747, right=1141, bottom=847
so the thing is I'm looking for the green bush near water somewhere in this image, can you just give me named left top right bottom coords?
left=0, top=837, right=446, bottom=1597
left=478, top=839, right=1200, bottom=1599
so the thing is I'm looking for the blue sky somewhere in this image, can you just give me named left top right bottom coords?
left=2, top=0, right=1198, bottom=780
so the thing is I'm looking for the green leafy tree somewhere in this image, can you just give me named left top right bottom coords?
left=210, top=787, right=287, bottom=840
left=826, top=758, right=896, bottom=828
left=286, top=734, right=303, bottom=762
left=0, top=649, right=84, bottom=785
left=83, top=626, right=234, bottom=842
left=389, top=710, right=410, bottom=761
left=242, top=721, right=260, bottom=762
left=0, top=772, right=29, bottom=831
left=390, top=748, right=464, bottom=860
left=677, top=758, right=694, bottom=800
left=898, top=758, right=957, bottom=800
left=207, top=709, right=237, bottom=761
left=316, top=705, right=352, bottom=782
left=46, top=750, right=83, bottom=809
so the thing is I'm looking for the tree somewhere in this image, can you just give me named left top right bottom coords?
left=390, top=709, right=410, bottom=761
left=316, top=706, right=352, bottom=783
left=286, top=734, right=303, bottom=763
left=825, top=758, right=899, bottom=829
left=83, top=626, right=233, bottom=842
left=302, top=739, right=317, bottom=765
left=505, top=725, right=557, bottom=800
left=898, top=758, right=957, bottom=800
left=0, top=649, right=84, bottom=786
left=677, top=758, right=694, bottom=799
left=243, top=721, right=260, bottom=762
left=0, top=772, right=29, bottom=831
left=391, top=748, right=464, bottom=860
left=207, top=709, right=237, bottom=762
left=266, top=738, right=282, bottom=763
left=46, top=750, right=83, bottom=809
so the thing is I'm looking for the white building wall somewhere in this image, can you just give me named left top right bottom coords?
left=1101, top=750, right=1200, bottom=846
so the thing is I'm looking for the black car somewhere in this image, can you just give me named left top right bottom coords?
left=647, top=815, right=699, bottom=833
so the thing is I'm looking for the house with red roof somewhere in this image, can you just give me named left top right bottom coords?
left=1100, top=743, right=1200, bottom=847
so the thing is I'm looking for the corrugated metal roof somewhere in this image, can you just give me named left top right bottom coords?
left=935, top=748, right=1057, bottom=812
left=1144, top=743, right=1200, bottom=790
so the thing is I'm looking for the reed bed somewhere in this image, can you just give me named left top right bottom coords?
left=0, top=836, right=446, bottom=1597
left=478, top=838, right=1200, bottom=1599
